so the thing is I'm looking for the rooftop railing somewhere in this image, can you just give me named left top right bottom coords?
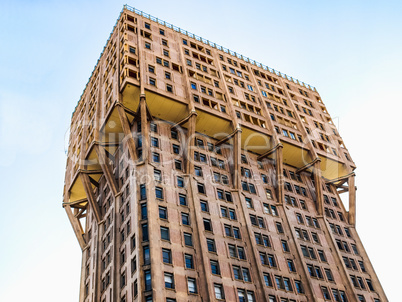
left=124, top=4, right=317, bottom=92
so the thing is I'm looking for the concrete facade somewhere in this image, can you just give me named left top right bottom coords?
left=63, top=5, right=387, bottom=302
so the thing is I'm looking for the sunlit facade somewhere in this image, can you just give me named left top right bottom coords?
left=63, top=5, right=387, bottom=302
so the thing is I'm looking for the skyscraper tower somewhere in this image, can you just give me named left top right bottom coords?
left=63, top=5, right=387, bottom=302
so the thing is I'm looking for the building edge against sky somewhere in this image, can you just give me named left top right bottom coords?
left=63, top=5, right=388, bottom=302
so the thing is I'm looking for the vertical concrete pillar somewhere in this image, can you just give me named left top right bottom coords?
left=140, top=95, right=149, bottom=163
left=185, top=113, right=197, bottom=175
left=233, top=128, right=242, bottom=190
left=348, top=175, right=356, bottom=226
left=275, top=145, right=284, bottom=204
left=314, top=161, right=324, bottom=216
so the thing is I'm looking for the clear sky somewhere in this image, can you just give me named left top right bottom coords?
left=0, top=0, right=400, bottom=301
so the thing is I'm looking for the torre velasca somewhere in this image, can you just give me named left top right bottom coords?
left=63, top=5, right=387, bottom=302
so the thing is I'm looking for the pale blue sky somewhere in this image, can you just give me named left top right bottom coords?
left=0, top=1, right=401, bottom=301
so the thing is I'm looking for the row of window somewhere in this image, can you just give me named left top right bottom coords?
left=324, top=194, right=340, bottom=207
left=301, top=245, right=328, bottom=263
left=329, top=223, right=352, bottom=238
left=350, top=275, right=375, bottom=292
left=295, top=227, right=321, bottom=244
left=343, top=256, right=367, bottom=273
left=193, top=94, right=227, bottom=113
left=325, top=207, right=346, bottom=222
left=295, top=212, right=321, bottom=229
left=320, top=286, right=348, bottom=302
left=284, top=181, right=308, bottom=196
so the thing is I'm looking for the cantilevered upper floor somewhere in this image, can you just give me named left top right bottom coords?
left=64, top=5, right=355, bottom=202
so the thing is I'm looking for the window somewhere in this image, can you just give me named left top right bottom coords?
left=318, top=250, right=327, bottom=262
left=142, top=224, right=149, bottom=242
left=358, top=260, right=366, bottom=272
left=195, top=166, right=203, bottom=177
left=155, top=187, right=164, bottom=199
left=171, top=128, right=178, bottom=139
left=275, top=275, right=285, bottom=290
left=284, top=277, right=293, bottom=292
left=203, top=218, right=213, bottom=232
left=160, top=226, right=170, bottom=241
left=229, top=209, right=237, bottom=220
left=144, top=269, right=152, bottom=291
left=184, top=232, right=193, bottom=246
left=233, top=266, right=242, bottom=280
left=325, top=268, right=334, bottom=282
left=149, top=77, right=156, bottom=86
left=228, top=244, right=237, bottom=258
left=242, top=268, right=251, bottom=282
left=185, top=254, right=194, bottom=269
left=200, top=200, right=209, bottom=212
left=172, top=144, right=180, bottom=154
left=177, top=176, right=184, bottom=188
left=221, top=206, right=228, bottom=218
left=166, top=84, right=173, bottom=93
left=214, top=284, right=224, bottom=299
left=267, top=254, right=277, bottom=267
left=162, top=249, right=171, bottom=264
left=357, top=277, right=366, bottom=289
left=175, top=160, right=182, bottom=170
left=164, top=272, right=174, bottom=289
left=271, top=205, right=278, bottom=216
left=154, top=169, right=162, bottom=182
left=165, top=71, right=171, bottom=80
left=264, top=273, right=273, bottom=287
left=187, top=278, right=197, bottom=294
left=159, top=206, right=167, bottom=220
left=287, top=259, right=296, bottom=272
left=295, top=280, right=304, bottom=294
left=197, top=183, right=206, bottom=194
left=152, top=152, right=160, bottom=163
left=366, top=279, right=374, bottom=291
left=245, top=197, right=253, bottom=209
left=282, top=240, right=290, bottom=252
left=196, top=138, right=204, bottom=148
left=276, top=222, right=284, bottom=233
left=148, top=65, right=155, bottom=73
left=179, top=194, right=187, bottom=206
left=250, top=215, right=257, bottom=226
left=357, top=295, right=366, bottom=302
left=237, top=289, right=256, bottom=302
left=181, top=212, right=190, bottom=225
left=225, top=191, right=233, bottom=202
left=296, top=213, right=304, bottom=224
left=210, top=260, right=220, bottom=275
left=151, top=137, right=159, bottom=148
left=145, top=42, right=151, bottom=49
left=321, top=286, right=331, bottom=300
left=207, top=238, right=216, bottom=252
left=141, top=203, right=147, bottom=220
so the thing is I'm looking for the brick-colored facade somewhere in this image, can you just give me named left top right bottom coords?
left=63, top=5, right=387, bottom=302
